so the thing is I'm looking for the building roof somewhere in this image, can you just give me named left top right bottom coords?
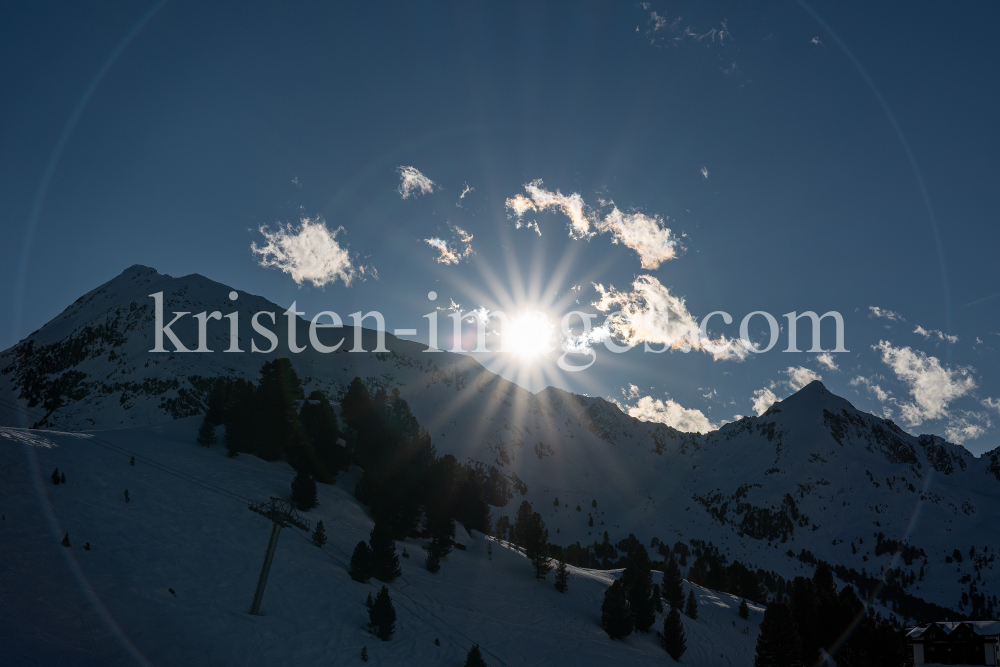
left=907, top=621, right=1000, bottom=638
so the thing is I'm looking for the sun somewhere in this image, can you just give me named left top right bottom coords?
left=505, top=311, right=556, bottom=360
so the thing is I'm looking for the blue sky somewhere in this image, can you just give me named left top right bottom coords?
left=2, top=1, right=999, bottom=453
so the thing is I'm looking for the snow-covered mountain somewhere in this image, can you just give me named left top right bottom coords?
left=3, top=266, right=998, bottom=623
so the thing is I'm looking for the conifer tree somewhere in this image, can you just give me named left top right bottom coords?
left=51, top=468, right=60, bottom=485
left=311, top=520, right=327, bottom=547
left=662, top=606, right=687, bottom=660
left=592, top=499, right=597, bottom=508
left=290, top=470, right=318, bottom=511
left=369, top=526, right=402, bottom=582
left=369, top=586, right=396, bottom=641
left=350, top=541, right=373, bottom=582
left=753, top=601, right=803, bottom=667
left=60, top=472, right=66, bottom=484
left=621, top=544, right=656, bottom=632
left=197, top=415, right=217, bottom=447
left=124, top=489, right=130, bottom=503
left=225, top=422, right=240, bottom=458
left=601, top=579, right=634, bottom=640
left=361, top=646, right=369, bottom=661
left=425, top=550, right=441, bottom=573
left=61, top=532, right=71, bottom=547
left=465, top=644, right=488, bottom=667
left=366, top=591, right=374, bottom=611
left=130, top=456, right=135, bottom=466
left=554, top=557, right=569, bottom=593
left=684, top=590, right=699, bottom=619
left=739, top=598, right=750, bottom=619
left=662, top=557, right=685, bottom=609
left=652, top=584, right=663, bottom=613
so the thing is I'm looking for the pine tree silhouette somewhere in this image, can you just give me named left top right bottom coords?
left=554, top=558, right=569, bottom=593
left=662, top=557, right=684, bottom=609
left=124, top=489, right=130, bottom=503
left=369, top=586, right=396, bottom=641
left=51, top=468, right=60, bottom=485
left=129, top=456, right=135, bottom=466
left=311, top=520, right=327, bottom=547
left=621, top=544, right=656, bottom=632
left=753, top=601, right=803, bottom=667
left=369, top=526, right=401, bottom=582
left=196, top=415, right=217, bottom=447
left=61, top=532, right=71, bottom=547
left=360, top=646, right=369, bottom=661
left=652, top=584, right=663, bottom=613
left=60, top=472, right=66, bottom=484
left=601, top=579, right=634, bottom=640
left=464, top=643, right=488, bottom=667
left=661, top=607, right=687, bottom=660
left=350, top=541, right=373, bottom=582
left=684, top=590, right=699, bottom=619
left=739, top=598, right=750, bottom=619
left=290, top=470, right=318, bottom=511
left=425, top=550, right=441, bottom=573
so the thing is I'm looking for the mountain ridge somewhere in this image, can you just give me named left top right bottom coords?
left=3, top=265, right=998, bottom=620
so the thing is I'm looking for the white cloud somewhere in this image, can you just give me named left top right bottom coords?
left=424, top=225, right=474, bottom=265
left=785, top=366, right=821, bottom=392
left=594, top=207, right=680, bottom=269
left=815, top=352, right=839, bottom=371
left=506, top=179, right=593, bottom=239
left=700, top=166, right=709, bottom=179
left=914, top=325, right=958, bottom=344
left=459, top=183, right=473, bottom=199
left=944, top=411, right=992, bottom=444
left=873, top=340, right=977, bottom=426
left=251, top=217, right=354, bottom=287
left=624, top=385, right=720, bottom=433
left=810, top=36, right=823, bottom=46
left=506, top=180, right=681, bottom=268
left=751, top=387, right=778, bottom=416
left=593, top=275, right=747, bottom=361
left=869, top=306, right=904, bottom=321
left=397, top=166, right=436, bottom=199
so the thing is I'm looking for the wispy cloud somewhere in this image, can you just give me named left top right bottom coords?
left=623, top=384, right=720, bottom=433
left=700, top=166, right=709, bottom=179
left=982, top=397, right=1000, bottom=414
left=944, top=411, right=992, bottom=444
left=646, top=12, right=730, bottom=45
left=785, top=366, right=821, bottom=391
left=456, top=183, right=474, bottom=207
left=506, top=180, right=681, bottom=268
left=914, top=325, right=958, bottom=344
left=424, top=225, right=474, bottom=265
left=592, top=275, right=746, bottom=360
left=815, top=352, right=839, bottom=371
left=251, top=217, right=354, bottom=287
left=869, top=306, right=904, bottom=321
left=397, top=166, right=436, bottom=199
left=515, top=219, right=541, bottom=236
left=873, top=340, right=977, bottom=426
left=506, top=179, right=593, bottom=239
left=810, top=36, right=823, bottom=47
left=850, top=375, right=892, bottom=404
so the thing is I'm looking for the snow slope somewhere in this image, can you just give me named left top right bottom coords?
left=0, top=419, right=765, bottom=666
